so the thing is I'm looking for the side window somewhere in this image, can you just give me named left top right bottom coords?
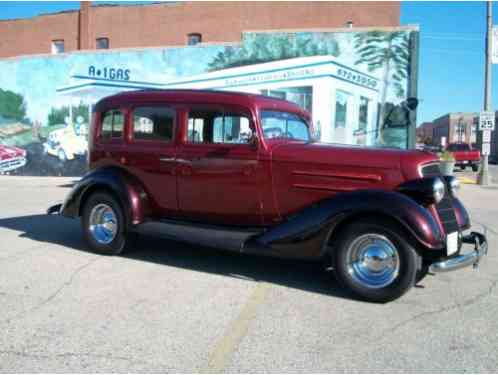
left=101, top=110, right=124, bottom=140
left=187, top=109, right=252, bottom=144
left=133, top=107, right=174, bottom=142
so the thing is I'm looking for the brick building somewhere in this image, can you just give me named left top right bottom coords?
left=0, top=1, right=400, bottom=59
left=416, top=121, right=435, bottom=144
left=430, top=112, right=478, bottom=147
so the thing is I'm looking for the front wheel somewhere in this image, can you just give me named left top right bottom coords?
left=333, top=220, right=420, bottom=303
left=472, top=164, right=479, bottom=172
left=82, top=192, right=132, bottom=255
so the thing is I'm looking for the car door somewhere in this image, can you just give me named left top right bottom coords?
left=176, top=105, right=263, bottom=226
left=122, top=105, right=178, bottom=217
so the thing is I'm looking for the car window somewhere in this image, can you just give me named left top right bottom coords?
left=261, top=110, right=310, bottom=141
left=187, top=109, right=252, bottom=145
left=133, top=106, right=174, bottom=142
left=101, top=110, right=124, bottom=140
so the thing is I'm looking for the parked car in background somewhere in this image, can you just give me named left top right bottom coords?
left=48, top=90, right=488, bottom=303
left=447, top=143, right=480, bottom=171
left=43, top=124, right=88, bottom=161
left=0, top=144, right=27, bottom=174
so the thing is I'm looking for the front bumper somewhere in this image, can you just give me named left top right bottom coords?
left=429, top=231, right=488, bottom=273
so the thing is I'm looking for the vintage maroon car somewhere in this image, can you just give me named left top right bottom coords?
left=0, top=144, right=27, bottom=174
left=48, top=90, right=488, bottom=302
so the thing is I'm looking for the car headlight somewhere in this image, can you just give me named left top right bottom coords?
left=446, top=176, right=460, bottom=195
left=433, top=177, right=445, bottom=203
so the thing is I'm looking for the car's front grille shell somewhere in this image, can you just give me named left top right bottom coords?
left=421, top=163, right=459, bottom=234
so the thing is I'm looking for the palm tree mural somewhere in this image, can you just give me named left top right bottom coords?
left=208, top=33, right=340, bottom=71
left=354, top=31, right=411, bottom=145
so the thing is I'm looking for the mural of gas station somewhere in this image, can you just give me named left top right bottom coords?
left=0, top=29, right=418, bottom=176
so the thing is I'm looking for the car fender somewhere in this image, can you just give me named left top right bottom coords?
left=60, top=166, right=152, bottom=226
left=242, top=189, right=445, bottom=259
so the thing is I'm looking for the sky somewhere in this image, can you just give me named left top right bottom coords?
left=0, top=1, right=495, bottom=126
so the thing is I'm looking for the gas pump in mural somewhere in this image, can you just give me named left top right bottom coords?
left=0, top=29, right=417, bottom=176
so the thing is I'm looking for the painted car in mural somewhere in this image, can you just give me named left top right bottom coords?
left=0, top=28, right=418, bottom=176
left=43, top=124, right=88, bottom=161
left=0, top=144, right=26, bottom=174
left=48, top=90, right=488, bottom=303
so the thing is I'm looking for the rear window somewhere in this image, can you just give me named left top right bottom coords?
left=101, top=110, right=124, bottom=140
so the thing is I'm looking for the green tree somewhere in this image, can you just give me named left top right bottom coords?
left=0, top=88, right=27, bottom=121
left=208, top=33, right=340, bottom=71
left=47, top=102, right=90, bottom=126
left=354, top=31, right=410, bottom=145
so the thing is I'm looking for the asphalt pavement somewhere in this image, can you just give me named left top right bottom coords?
left=0, top=176, right=497, bottom=372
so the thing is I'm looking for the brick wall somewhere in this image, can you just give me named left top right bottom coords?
left=0, top=1, right=400, bottom=58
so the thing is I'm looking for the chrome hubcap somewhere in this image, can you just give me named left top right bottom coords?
left=88, top=203, right=118, bottom=244
left=347, top=234, right=400, bottom=289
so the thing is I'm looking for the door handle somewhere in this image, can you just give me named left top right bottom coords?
left=159, top=157, right=175, bottom=163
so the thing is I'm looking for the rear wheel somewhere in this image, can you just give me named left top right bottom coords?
left=82, top=192, right=131, bottom=255
left=333, top=219, right=419, bottom=303
left=472, top=164, right=479, bottom=172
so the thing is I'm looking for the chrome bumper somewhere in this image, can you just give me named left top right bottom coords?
left=429, top=231, right=488, bottom=273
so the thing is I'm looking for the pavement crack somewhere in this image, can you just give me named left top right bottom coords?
left=2, top=257, right=100, bottom=323
left=376, top=278, right=498, bottom=341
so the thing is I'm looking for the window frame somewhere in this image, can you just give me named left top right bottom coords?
left=99, top=109, right=125, bottom=143
left=187, top=33, right=202, bottom=46
left=184, top=105, right=255, bottom=148
left=96, top=37, right=110, bottom=50
left=259, top=109, right=311, bottom=142
left=129, top=104, right=176, bottom=144
left=51, top=39, right=65, bottom=54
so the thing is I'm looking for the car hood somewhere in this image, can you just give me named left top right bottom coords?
left=0, top=145, right=25, bottom=160
left=269, top=141, right=438, bottom=181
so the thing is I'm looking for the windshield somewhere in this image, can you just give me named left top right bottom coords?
left=260, top=110, right=310, bottom=141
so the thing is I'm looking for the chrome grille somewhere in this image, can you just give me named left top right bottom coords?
left=420, top=163, right=459, bottom=234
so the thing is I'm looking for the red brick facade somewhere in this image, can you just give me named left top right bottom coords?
left=0, top=1, right=400, bottom=58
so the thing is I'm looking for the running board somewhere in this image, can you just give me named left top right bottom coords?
left=134, top=219, right=265, bottom=252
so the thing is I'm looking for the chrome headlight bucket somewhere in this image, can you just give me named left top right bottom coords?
left=444, top=176, right=460, bottom=196
left=398, top=176, right=446, bottom=206
left=433, top=177, right=446, bottom=203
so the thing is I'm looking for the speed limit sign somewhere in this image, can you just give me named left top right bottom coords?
left=479, top=111, right=495, bottom=131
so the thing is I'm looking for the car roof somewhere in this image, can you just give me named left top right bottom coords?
left=94, top=89, right=309, bottom=119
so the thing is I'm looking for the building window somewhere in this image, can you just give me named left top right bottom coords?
left=96, top=37, right=109, bottom=50
left=358, top=96, right=369, bottom=130
left=187, top=33, right=202, bottom=46
left=51, top=40, right=64, bottom=54
left=335, top=90, right=350, bottom=128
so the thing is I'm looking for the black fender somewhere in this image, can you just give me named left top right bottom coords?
left=242, top=190, right=445, bottom=260
left=60, top=166, right=152, bottom=226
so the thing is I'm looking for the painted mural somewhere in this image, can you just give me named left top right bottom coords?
left=0, top=29, right=418, bottom=176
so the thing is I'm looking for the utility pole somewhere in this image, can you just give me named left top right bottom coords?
left=478, top=0, right=492, bottom=185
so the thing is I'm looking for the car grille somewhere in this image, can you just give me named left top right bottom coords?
left=0, top=157, right=26, bottom=173
left=421, top=163, right=459, bottom=234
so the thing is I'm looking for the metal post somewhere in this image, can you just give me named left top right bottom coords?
left=478, top=1, right=492, bottom=185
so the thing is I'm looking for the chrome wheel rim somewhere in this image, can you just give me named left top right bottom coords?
left=88, top=203, right=118, bottom=244
left=347, top=234, right=400, bottom=289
